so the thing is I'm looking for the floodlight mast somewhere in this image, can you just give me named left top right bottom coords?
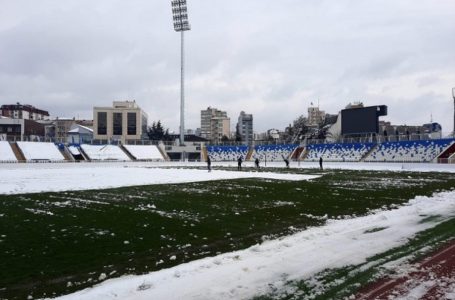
left=452, top=87, right=455, bottom=135
left=171, top=0, right=191, bottom=146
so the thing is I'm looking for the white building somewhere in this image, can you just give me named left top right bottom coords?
left=200, top=107, right=230, bottom=143
left=93, top=101, right=148, bottom=144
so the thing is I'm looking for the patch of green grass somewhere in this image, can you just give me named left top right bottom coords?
left=419, top=214, right=443, bottom=223
left=0, top=169, right=454, bottom=299
left=364, top=227, right=388, bottom=234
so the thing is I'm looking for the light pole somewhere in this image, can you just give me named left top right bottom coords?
left=171, top=0, right=191, bottom=146
left=452, top=87, right=455, bottom=136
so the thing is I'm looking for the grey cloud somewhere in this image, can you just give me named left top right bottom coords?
left=0, top=0, right=454, bottom=133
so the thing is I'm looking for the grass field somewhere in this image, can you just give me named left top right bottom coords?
left=1, top=167, right=454, bottom=299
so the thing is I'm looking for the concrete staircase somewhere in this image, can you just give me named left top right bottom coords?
left=245, top=147, right=254, bottom=161
left=119, top=144, right=136, bottom=161
left=436, top=141, right=455, bottom=163
left=60, top=146, right=75, bottom=161
left=360, top=144, right=379, bottom=162
left=11, top=142, right=26, bottom=162
left=291, top=146, right=305, bottom=160
left=157, top=143, right=170, bottom=161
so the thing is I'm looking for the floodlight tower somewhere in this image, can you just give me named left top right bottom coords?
left=452, top=87, right=455, bottom=136
left=171, top=0, right=191, bottom=146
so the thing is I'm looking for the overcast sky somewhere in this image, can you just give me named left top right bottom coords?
left=0, top=0, right=454, bottom=134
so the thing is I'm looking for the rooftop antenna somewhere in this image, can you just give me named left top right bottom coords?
left=171, top=0, right=191, bottom=146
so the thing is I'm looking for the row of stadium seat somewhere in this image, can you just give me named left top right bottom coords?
left=207, top=139, right=455, bottom=163
left=1, top=139, right=454, bottom=163
left=0, top=142, right=165, bottom=162
left=305, top=143, right=375, bottom=162
left=364, top=140, right=453, bottom=162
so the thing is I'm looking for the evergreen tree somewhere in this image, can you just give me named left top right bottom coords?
left=147, top=120, right=170, bottom=141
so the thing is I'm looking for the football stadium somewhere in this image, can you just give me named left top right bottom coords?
left=1, top=1, right=455, bottom=299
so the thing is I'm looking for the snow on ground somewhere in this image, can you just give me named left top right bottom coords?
left=67, top=146, right=80, bottom=155
left=0, top=141, right=16, bottom=161
left=80, top=144, right=130, bottom=161
left=0, top=160, right=454, bottom=194
left=213, top=160, right=455, bottom=173
left=51, top=191, right=455, bottom=300
left=123, top=145, right=164, bottom=160
left=17, top=142, right=64, bottom=161
left=0, top=163, right=318, bottom=195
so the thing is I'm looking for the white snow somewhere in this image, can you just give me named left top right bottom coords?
left=68, top=146, right=81, bottom=155
left=0, top=163, right=318, bottom=195
left=17, top=142, right=65, bottom=161
left=51, top=191, right=455, bottom=300
left=123, top=145, right=164, bottom=160
left=0, top=141, right=17, bottom=161
left=80, top=144, right=131, bottom=161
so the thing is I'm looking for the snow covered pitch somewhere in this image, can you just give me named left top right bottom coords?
left=0, top=162, right=454, bottom=299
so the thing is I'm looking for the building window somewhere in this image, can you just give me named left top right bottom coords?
left=127, top=112, right=136, bottom=135
left=97, top=112, right=107, bottom=135
left=113, top=113, right=122, bottom=135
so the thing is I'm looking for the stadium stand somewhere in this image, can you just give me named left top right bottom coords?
left=16, top=142, right=65, bottom=161
left=305, top=143, right=376, bottom=162
left=254, top=144, right=298, bottom=161
left=436, top=142, right=455, bottom=163
left=206, top=145, right=249, bottom=161
left=0, top=141, right=17, bottom=162
left=123, top=145, right=164, bottom=161
left=80, top=144, right=131, bottom=161
left=68, top=145, right=86, bottom=161
left=364, top=139, right=454, bottom=162
left=291, top=146, right=305, bottom=160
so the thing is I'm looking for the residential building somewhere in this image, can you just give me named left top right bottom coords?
left=93, top=101, right=148, bottom=143
left=0, top=103, right=49, bottom=121
left=200, top=107, right=230, bottom=143
left=307, top=106, right=325, bottom=127
left=236, top=111, right=253, bottom=145
left=0, top=118, right=45, bottom=141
